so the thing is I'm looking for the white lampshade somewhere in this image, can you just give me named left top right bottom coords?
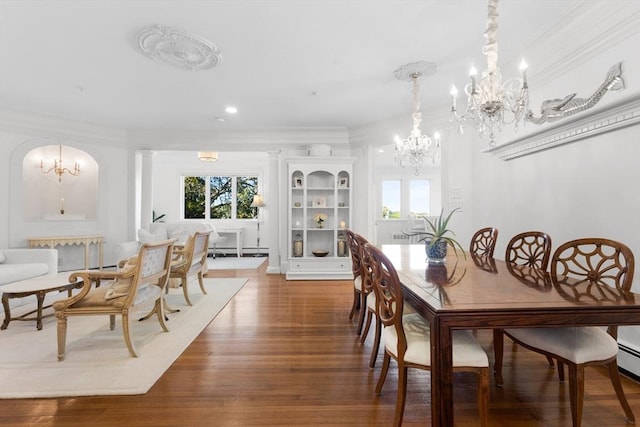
left=250, top=194, right=265, bottom=208
left=197, top=151, right=218, bottom=162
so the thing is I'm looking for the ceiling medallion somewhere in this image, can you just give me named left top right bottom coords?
left=137, top=25, right=221, bottom=71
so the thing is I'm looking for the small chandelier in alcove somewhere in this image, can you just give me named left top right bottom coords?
left=40, top=145, right=80, bottom=182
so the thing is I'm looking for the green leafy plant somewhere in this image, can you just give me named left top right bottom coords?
left=152, top=210, right=166, bottom=223
left=405, top=208, right=466, bottom=257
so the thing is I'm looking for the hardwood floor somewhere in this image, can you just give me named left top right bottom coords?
left=2, top=262, right=640, bottom=426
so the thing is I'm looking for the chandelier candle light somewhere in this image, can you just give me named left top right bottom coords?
left=450, top=0, right=530, bottom=146
left=394, top=61, right=441, bottom=175
left=40, top=145, right=80, bottom=182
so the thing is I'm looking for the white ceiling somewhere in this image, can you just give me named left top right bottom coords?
left=0, top=0, right=613, bottom=136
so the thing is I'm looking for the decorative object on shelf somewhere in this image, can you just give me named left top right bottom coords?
left=394, top=61, right=441, bottom=175
left=294, top=202, right=301, bottom=207
left=337, top=232, right=347, bottom=257
left=250, top=194, right=266, bottom=257
left=59, top=198, right=65, bottom=215
left=312, top=250, right=329, bottom=257
left=137, top=25, right=221, bottom=71
left=293, top=176, right=303, bottom=188
left=312, top=197, right=326, bottom=208
left=293, top=233, right=303, bottom=257
left=404, top=208, right=466, bottom=264
left=197, top=152, right=218, bottom=162
left=338, top=202, right=345, bottom=207
left=339, top=220, right=346, bottom=229
left=40, top=145, right=80, bottom=182
left=313, top=213, right=328, bottom=229
left=338, top=177, right=348, bottom=188
left=526, top=62, right=624, bottom=125
left=450, top=0, right=530, bottom=146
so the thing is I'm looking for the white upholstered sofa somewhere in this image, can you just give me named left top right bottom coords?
left=0, top=248, right=58, bottom=287
left=112, top=221, right=214, bottom=265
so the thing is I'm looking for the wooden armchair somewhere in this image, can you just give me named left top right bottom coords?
left=53, top=239, right=175, bottom=361
left=170, top=230, right=210, bottom=306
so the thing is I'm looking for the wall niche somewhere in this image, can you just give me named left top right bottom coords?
left=23, top=144, right=98, bottom=220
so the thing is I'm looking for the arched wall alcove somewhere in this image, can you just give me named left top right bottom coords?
left=22, top=144, right=98, bottom=220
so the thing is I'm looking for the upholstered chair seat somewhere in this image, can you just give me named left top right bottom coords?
left=383, top=313, right=488, bottom=368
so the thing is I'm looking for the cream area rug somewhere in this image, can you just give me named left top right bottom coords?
left=0, top=277, right=247, bottom=398
left=207, top=256, right=266, bottom=270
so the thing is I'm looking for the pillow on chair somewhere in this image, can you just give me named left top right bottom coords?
left=138, top=228, right=167, bottom=244
left=168, top=226, right=191, bottom=245
left=104, top=256, right=137, bottom=300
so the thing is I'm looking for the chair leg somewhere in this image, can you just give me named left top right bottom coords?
left=56, top=314, right=68, bottom=361
left=155, top=298, right=169, bottom=332
left=369, top=315, right=381, bottom=369
left=356, top=291, right=367, bottom=335
left=477, top=368, right=490, bottom=427
left=122, top=313, right=139, bottom=358
left=393, top=364, right=408, bottom=427
left=376, top=352, right=391, bottom=395
left=557, top=360, right=565, bottom=382
left=348, top=289, right=360, bottom=320
left=109, top=314, right=116, bottom=330
left=360, top=309, right=373, bottom=344
left=606, top=360, right=635, bottom=423
left=197, top=271, right=207, bottom=295
left=181, top=277, right=193, bottom=306
left=567, top=364, right=585, bottom=427
left=493, top=329, right=505, bottom=386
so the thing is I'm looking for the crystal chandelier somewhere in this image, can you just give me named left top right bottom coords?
left=450, top=0, right=529, bottom=146
left=394, top=62, right=441, bottom=175
left=40, top=145, right=80, bottom=182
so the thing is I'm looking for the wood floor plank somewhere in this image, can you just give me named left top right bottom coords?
left=1, top=263, right=640, bottom=426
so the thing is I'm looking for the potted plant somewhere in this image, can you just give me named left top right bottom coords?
left=405, top=208, right=466, bottom=263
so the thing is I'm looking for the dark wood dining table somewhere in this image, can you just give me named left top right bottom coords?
left=381, top=244, right=640, bottom=427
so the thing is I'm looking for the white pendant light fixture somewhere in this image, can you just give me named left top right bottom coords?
left=197, top=152, right=218, bottom=162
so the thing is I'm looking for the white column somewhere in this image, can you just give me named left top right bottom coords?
left=266, top=149, right=281, bottom=274
left=140, top=150, right=154, bottom=230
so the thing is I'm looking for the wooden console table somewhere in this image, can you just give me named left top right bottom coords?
left=28, top=235, right=104, bottom=270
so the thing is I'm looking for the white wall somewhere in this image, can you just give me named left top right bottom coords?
left=447, top=23, right=640, bottom=370
left=149, top=150, right=270, bottom=254
left=0, top=113, right=132, bottom=270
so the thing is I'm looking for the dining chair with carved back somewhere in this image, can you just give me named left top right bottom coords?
left=345, top=229, right=368, bottom=333
left=494, top=238, right=635, bottom=427
left=366, top=243, right=489, bottom=427
left=494, top=231, right=554, bottom=381
left=469, top=227, right=499, bottom=258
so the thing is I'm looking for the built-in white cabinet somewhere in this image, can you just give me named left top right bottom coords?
left=286, top=157, right=355, bottom=280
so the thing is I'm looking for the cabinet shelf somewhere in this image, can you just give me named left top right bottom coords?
left=287, top=157, right=355, bottom=280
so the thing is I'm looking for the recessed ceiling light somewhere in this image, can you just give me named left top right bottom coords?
left=225, top=106, right=238, bottom=114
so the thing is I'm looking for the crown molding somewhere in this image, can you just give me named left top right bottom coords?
left=127, top=128, right=350, bottom=151
left=485, top=92, right=640, bottom=160
left=0, top=109, right=127, bottom=145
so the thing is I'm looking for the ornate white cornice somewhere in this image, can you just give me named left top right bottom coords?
left=485, top=92, right=640, bottom=160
